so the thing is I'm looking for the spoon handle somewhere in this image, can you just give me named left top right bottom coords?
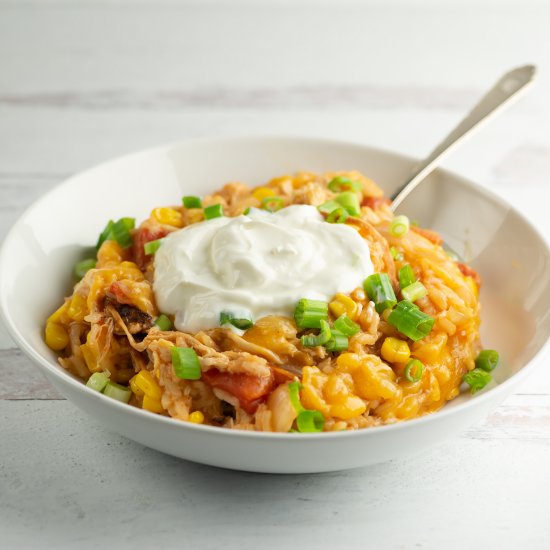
left=390, top=65, right=537, bottom=210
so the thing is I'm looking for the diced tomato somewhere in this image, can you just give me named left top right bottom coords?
left=362, top=195, right=390, bottom=209
left=458, top=262, right=482, bottom=288
left=202, top=368, right=276, bottom=414
left=410, top=225, right=443, bottom=246
left=133, top=225, right=170, bottom=269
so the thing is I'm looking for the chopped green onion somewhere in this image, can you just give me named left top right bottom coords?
left=144, top=238, right=163, bottom=255
left=97, top=217, right=135, bottom=249
left=333, top=314, right=360, bottom=336
left=398, top=264, right=416, bottom=289
left=171, top=347, right=202, bottom=380
left=401, top=281, right=427, bottom=302
left=363, top=273, right=397, bottom=314
left=318, top=200, right=341, bottom=215
left=74, top=258, right=96, bottom=279
left=463, top=368, right=492, bottom=393
left=301, top=319, right=332, bottom=347
left=182, top=195, right=202, bottom=209
left=335, top=192, right=361, bottom=216
left=154, top=314, right=173, bottom=331
left=204, top=204, right=224, bottom=220
left=325, top=329, right=349, bottom=352
left=288, top=381, right=305, bottom=413
left=296, top=410, right=325, bottom=433
left=390, top=215, right=410, bottom=237
left=326, top=207, right=349, bottom=224
left=96, top=220, right=114, bottom=249
left=103, top=381, right=132, bottom=403
left=387, top=300, right=434, bottom=341
left=86, top=372, right=110, bottom=392
left=404, top=359, right=423, bottom=382
left=328, top=176, right=363, bottom=193
left=261, top=196, right=284, bottom=212
left=475, top=349, right=500, bottom=372
left=219, top=311, right=254, bottom=330
left=294, top=299, right=329, bottom=329
left=390, top=247, right=404, bottom=261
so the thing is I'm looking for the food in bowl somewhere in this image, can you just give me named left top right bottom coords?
left=44, top=171, right=498, bottom=432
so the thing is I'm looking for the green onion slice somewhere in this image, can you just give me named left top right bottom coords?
left=335, top=192, right=361, bottom=216
left=172, top=347, right=202, bottom=380
left=390, top=215, right=410, bottom=237
left=475, top=349, right=500, bottom=372
left=296, top=410, right=325, bottom=433
left=96, top=217, right=135, bottom=249
left=325, top=329, right=349, bottom=352
left=74, top=258, right=96, bottom=280
left=301, top=319, right=332, bottom=347
left=204, top=204, right=224, bottom=220
left=363, top=273, right=397, bottom=314
left=404, top=359, right=423, bottom=382
left=261, top=196, right=284, bottom=212
left=318, top=200, right=341, bottom=215
left=387, top=300, right=434, bottom=341
left=328, top=176, right=363, bottom=193
left=401, top=281, right=427, bottom=303
left=86, top=372, right=110, bottom=392
left=182, top=195, right=202, bottom=209
left=390, top=247, right=404, bottom=261
left=154, top=314, right=173, bottom=331
left=463, top=368, right=492, bottom=393
left=398, top=264, right=416, bottom=289
left=103, top=381, right=132, bottom=403
left=288, top=381, right=305, bottom=413
left=294, top=299, right=329, bottom=329
left=219, top=311, right=254, bottom=330
left=144, top=238, right=164, bottom=256
left=333, top=314, right=360, bottom=337
left=326, top=207, right=349, bottom=224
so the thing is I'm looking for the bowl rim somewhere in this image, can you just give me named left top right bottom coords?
left=1, top=134, right=549, bottom=441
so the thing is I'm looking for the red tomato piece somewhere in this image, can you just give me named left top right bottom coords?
left=202, top=368, right=276, bottom=414
left=133, top=225, right=170, bottom=269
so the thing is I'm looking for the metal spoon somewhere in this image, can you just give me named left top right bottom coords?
left=390, top=65, right=537, bottom=211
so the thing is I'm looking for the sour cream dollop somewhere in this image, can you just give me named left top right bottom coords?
left=153, top=205, right=374, bottom=332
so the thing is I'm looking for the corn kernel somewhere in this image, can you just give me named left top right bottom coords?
left=151, top=207, right=184, bottom=228
left=329, top=293, right=358, bottom=321
left=381, top=337, right=411, bottom=363
left=252, top=187, right=276, bottom=202
left=189, top=411, right=205, bottom=424
left=45, top=322, right=69, bottom=350
left=330, top=396, right=366, bottom=420
left=133, top=370, right=162, bottom=400
left=129, top=375, right=145, bottom=397
left=67, top=294, right=88, bottom=322
left=142, top=395, right=164, bottom=413
left=47, top=301, right=70, bottom=325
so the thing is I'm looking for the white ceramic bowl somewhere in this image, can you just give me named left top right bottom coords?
left=1, top=136, right=549, bottom=473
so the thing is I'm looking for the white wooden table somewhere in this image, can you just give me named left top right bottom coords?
left=1, top=1, right=550, bottom=548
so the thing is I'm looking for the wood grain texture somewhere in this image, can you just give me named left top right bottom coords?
left=1, top=400, right=549, bottom=550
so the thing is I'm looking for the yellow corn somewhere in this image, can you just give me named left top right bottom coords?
left=67, top=294, right=88, bottom=322
left=47, top=301, right=70, bottom=325
left=132, top=370, right=162, bottom=400
left=45, top=322, right=69, bottom=350
left=151, top=207, right=184, bottom=228
left=381, top=337, right=411, bottom=363
left=142, top=395, right=164, bottom=413
left=252, top=187, right=276, bottom=202
left=189, top=411, right=204, bottom=424
left=129, top=375, right=145, bottom=397
left=329, top=293, right=359, bottom=321
left=97, top=240, right=124, bottom=267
